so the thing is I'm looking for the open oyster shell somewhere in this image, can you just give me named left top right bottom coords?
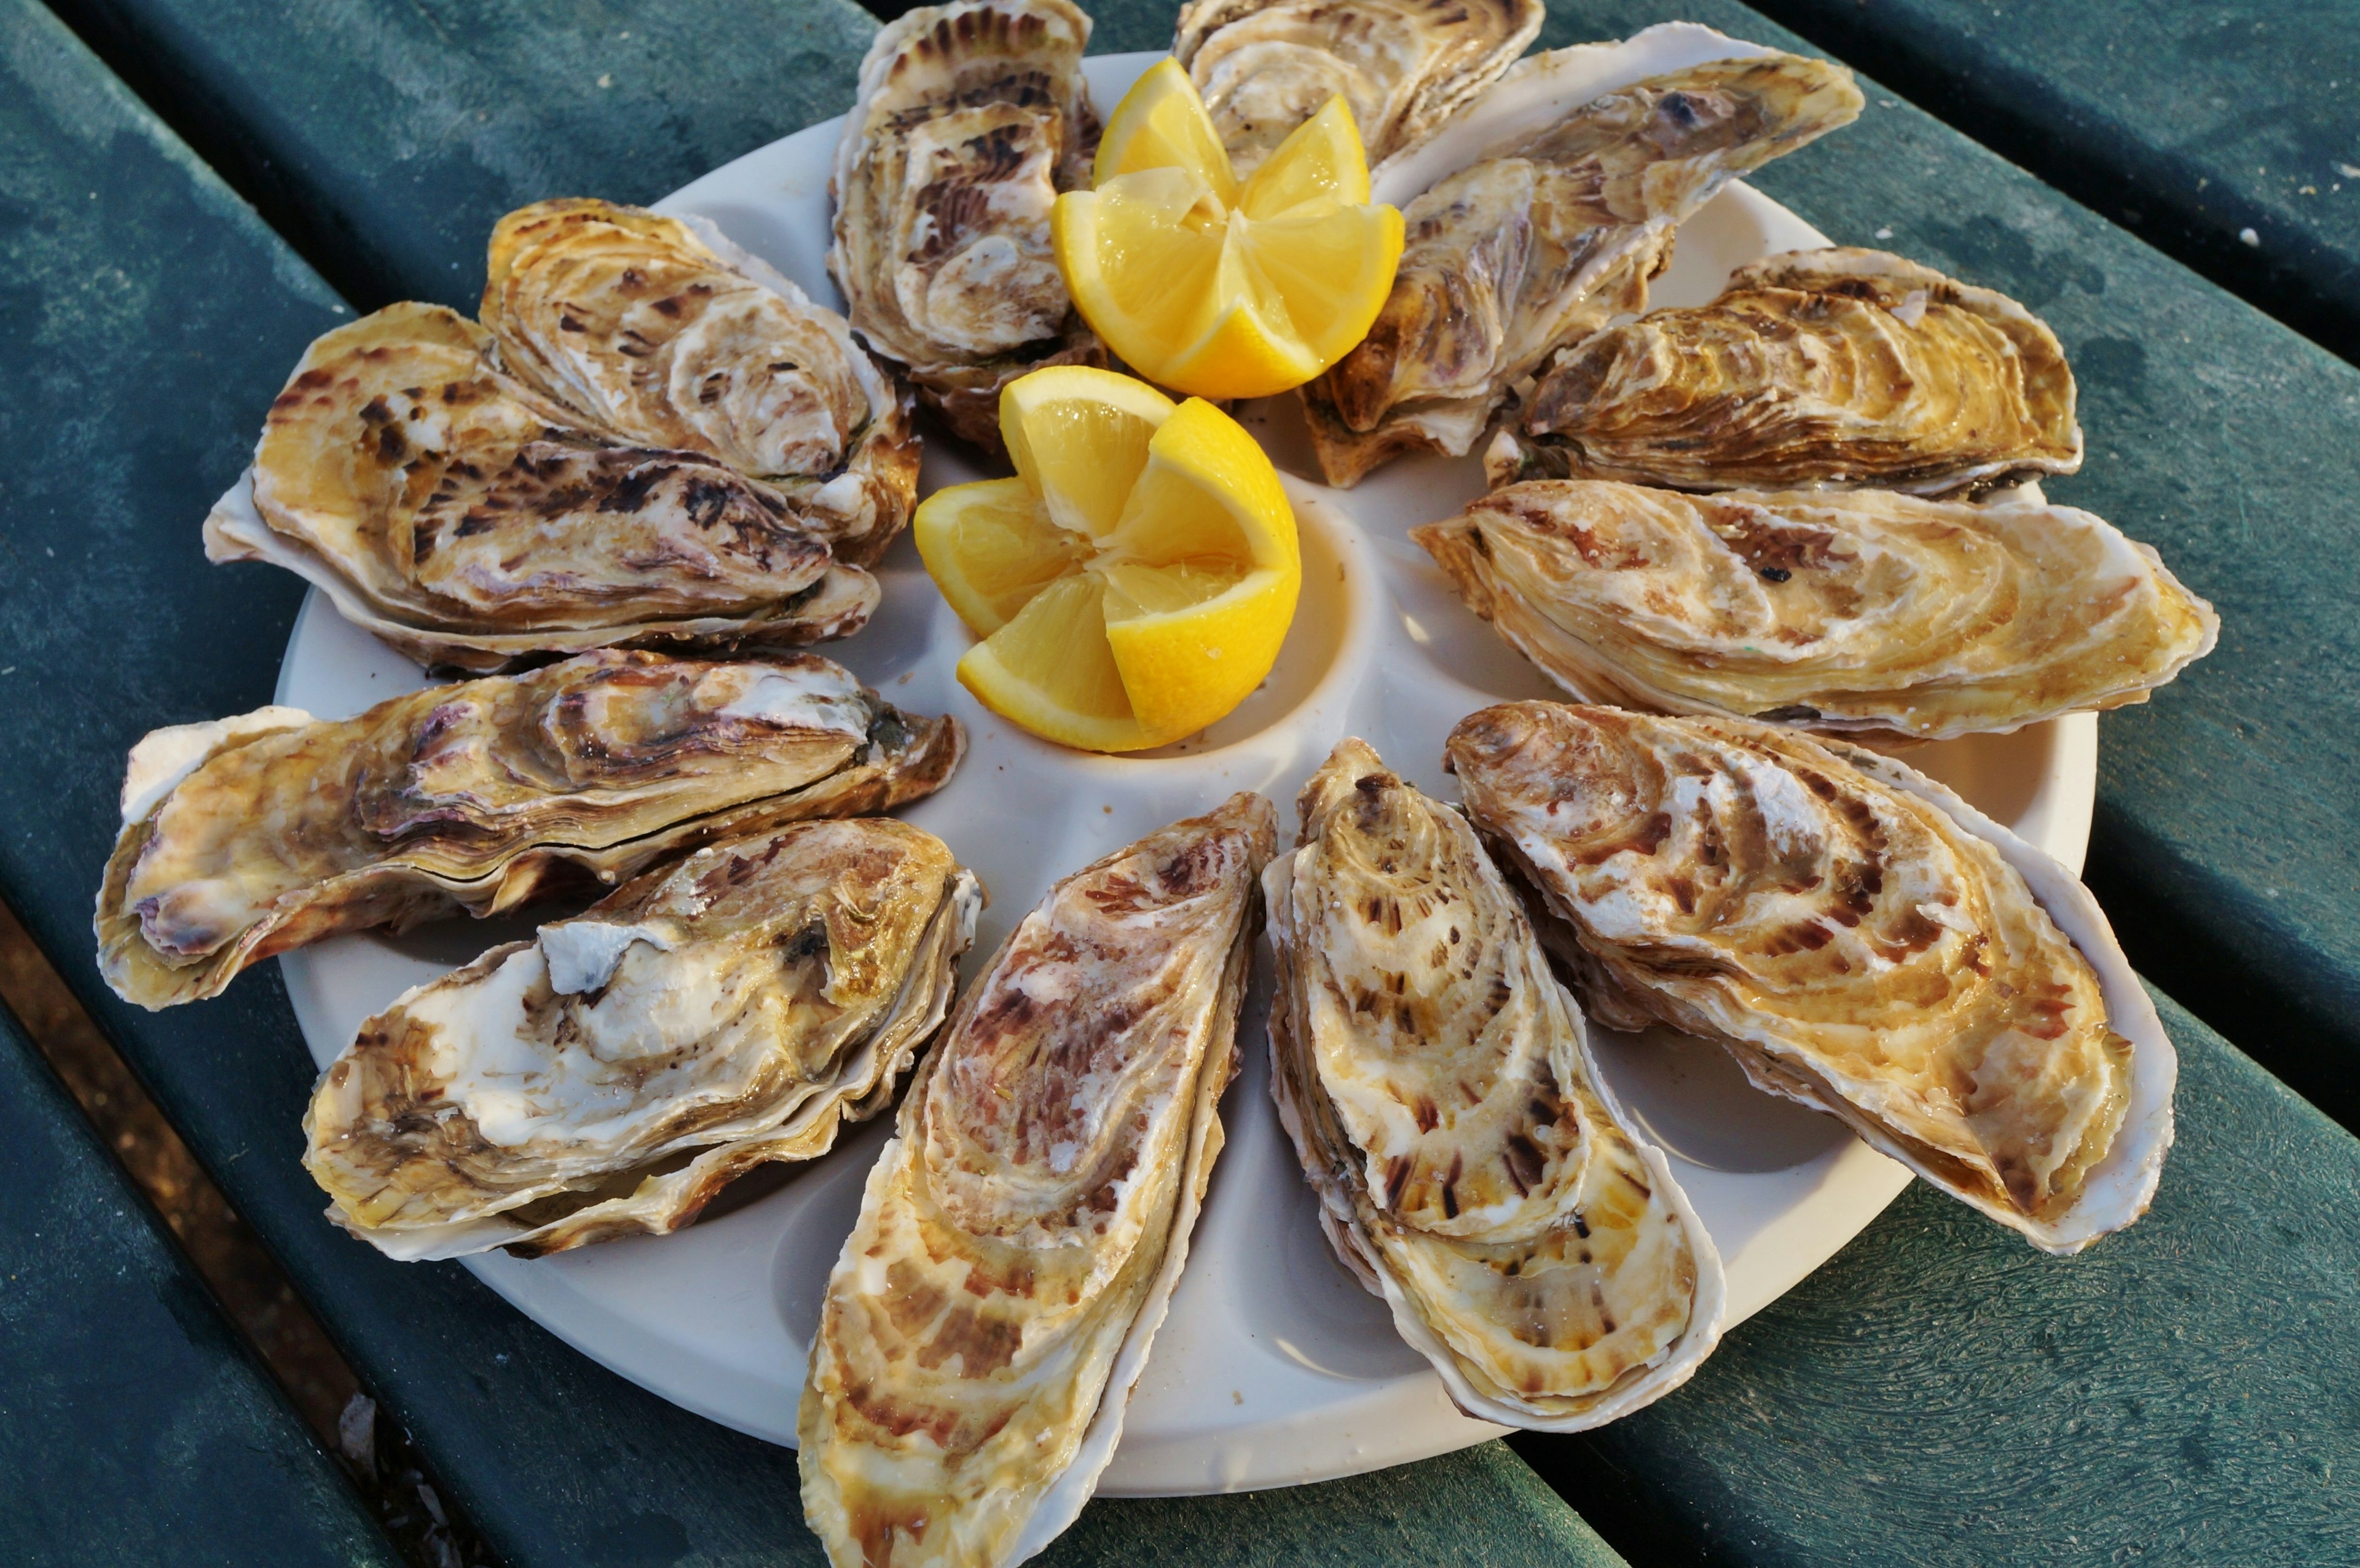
left=1265, top=740, right=1723, bottom=1429
left=480, top=199, right=921, bottom=567
left=1447, top=703, right=2176, bottom=1254
left=830, top=0, right=1103, bottom=453
left=205, top=301, right=881, bottom=674
left=1495, top=248, right=2083, bottom=494
left=1171, top=0, right=1542, bottom=179
left=303, top=820, right=981, bottom=1260
left=1302, top=25, right=1862, bottom=487
left=1414, top=479, right=2219, bottom=741
left=800, top=794, right=1274, bottom=1568
left=95, top=650, right=962, bottom=1009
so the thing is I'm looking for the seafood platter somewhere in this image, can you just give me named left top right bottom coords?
left=96, top=1, right=2216, bottom=1562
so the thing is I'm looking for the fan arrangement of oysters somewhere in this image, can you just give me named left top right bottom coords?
left=94, top=0, right=2219, bottom=1562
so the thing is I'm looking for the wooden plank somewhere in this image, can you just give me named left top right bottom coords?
left=1734, top=0, right=2360, bottom=366
left=1513, top=981, right=2360, bottom=1567
left=0, top=1002, right=401, bottom=1567
left=0, top=3, right=1624, bottom=1563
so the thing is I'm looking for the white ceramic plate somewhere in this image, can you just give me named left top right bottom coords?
left=269, top=52, right=2098, bottom=1496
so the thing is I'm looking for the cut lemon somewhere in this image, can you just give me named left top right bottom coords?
left=1052, top=60, right=1404, bottom=401
left=914, top=366, right=1300, bottom=752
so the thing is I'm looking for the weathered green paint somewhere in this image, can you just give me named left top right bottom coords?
left=0, top=5, right=1622, bottom=1565
left=44, top=0, right=883, bottom=312
left=0, top=1004, right=400, bottom=1567
left=1515, top=981, right=2360, bottom=1567
left=1736, top=0, right=2360, bottom=365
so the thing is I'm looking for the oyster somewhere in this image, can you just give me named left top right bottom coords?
left=95, top=650, right=962, bottom=1009
left=304, top=820, right=981, bottom=1260
left=479, top=199, right=920, bottom=566
left=800, top=794, right=1274, bottom=1568
left=1302, top=26, right=1862, bottom=486
left=1171, top=0, right=1542, bottom=179
left=1446, top=703, right=2176, bottom=1253
left=1265, top=739, right=1723, bottom=1428
left=1414, top=479, right=2219, bottom=740
left=205, top=302, right=880, bottom=673
left=830, top=0, right=1103, bottom=452
left=1494, top=248, right=2082, bottom=494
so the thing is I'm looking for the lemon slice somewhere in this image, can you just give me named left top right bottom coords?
left=1053, top=61, right=1404, bottom=401
left=914, top=369, right=1300, bottom=752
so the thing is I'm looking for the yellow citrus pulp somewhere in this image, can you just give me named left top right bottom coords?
left=1052, top=59, right=1405, bottom=400
left=915, top=366, right=1302, bottom=753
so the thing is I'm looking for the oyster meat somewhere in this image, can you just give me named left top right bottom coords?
left=1171, top=0, right=1542, bottom=179
left=1447, top=702, right=2176, bottom=1253
left=1265, top=740, right=1723, bottom=1428
left=479, top=199, right=921, bottom=566
left=96, top=650, right=962, bottom=1009
left=205, top=302, right=880, bottom=673
left=1414, top=479, right=2219, bottom=740
left=800, top=794, right=1274, bottom=1568
left=831, top=0, right=1103, bottom=452
left=304, top=820, right=981, bottom=1260
left=1303, top=25, right=1862, bottom=486
left=1494, top=248, right=2082, bottom=494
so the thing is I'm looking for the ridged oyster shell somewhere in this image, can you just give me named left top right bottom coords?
left=1265, top=740, right=1723, bottom=1429
left=1447, top=702, right=2176, bottom=1253
left=830, top=0, right=1103, bottom=452
left=303, top=820, right=981, bottom=1260
left=479, top=199, right=920, bottom=567
left=1415, top=479, right=2219, bottom=740
left=800, top=794, right=1274, bottom=1568
left=1171, top=0, right=1541, bottom=179
left=1302, top=25, right=1862, bottom=487
left=95, top=650, right=962, bottom=1009
left=205, top=302, right=880, bottom=673
left=1494, top=248, right=2083, bottom=494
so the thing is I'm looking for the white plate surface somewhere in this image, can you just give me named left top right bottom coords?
left=272, top=52, right=2098, bottom=1496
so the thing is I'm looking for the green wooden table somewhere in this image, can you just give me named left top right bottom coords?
left=6, top=0, right=2359, bottom=1562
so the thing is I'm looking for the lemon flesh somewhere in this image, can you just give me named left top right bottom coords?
left=914, top=369, right=1301, bottom=753
left=1053, top=63, right=1404, bottom=401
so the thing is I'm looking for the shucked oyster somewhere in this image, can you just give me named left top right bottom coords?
left=95, top=650, right=962, bottom=1009
left=1447, top=703, right=2176, bottom=1253
left=1302, top=26, right=1862, bottom=486
left=1265, top=740, right=1723, bottom=1428
left=800, top=794, right=1274, bottom=1568
left=480, top=199, right=920, bottom=566
left=1414, top=479, right=2219, bottom=740
left=305, top=820, right=981, bottom=1260
left=205, top=302, right=879, bottom=673
left=1494, top=248, right=2082, bottom=494
left=831, top=0, right=1103, bottom=452
left=1172, top=0, right=1541, bottom=179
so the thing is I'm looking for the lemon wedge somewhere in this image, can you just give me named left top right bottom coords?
left=915, top=365, right=1300, bottom=752
left=1052, top=60, right=1404, bottom=401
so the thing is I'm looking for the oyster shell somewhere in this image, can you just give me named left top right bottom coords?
left=1171, top=0, right=1542, bottom=179
left=1414, top=479, right=2219, bottom=740
left=205, top=301, right=880, bottom=673
left=830, top=0, right=1103, bottom=452
left=800, top=794, right=1275, bottom=1568
left=1265, top=739, right=1723, bottom=1428
left=95, top=650, right=962, bottom=1009
left=304, top=820, right=981, bottom=1260
left=1495, top=248, right=2082, bottom=494
left=1302, top=25, right=1862, bottom=487
left=1446, top=702, right=2176, bottom=1253
left=479, top=199, right=920, bottom=566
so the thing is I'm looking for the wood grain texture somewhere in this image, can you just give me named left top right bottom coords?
left=1513, top=981, right=2360, bottom=1567
left=0, top=4, right=1624, bottom=1564
left=1736, top=0, right=2360, bottom=366
left=0, top=999, right=398, bottom=1566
